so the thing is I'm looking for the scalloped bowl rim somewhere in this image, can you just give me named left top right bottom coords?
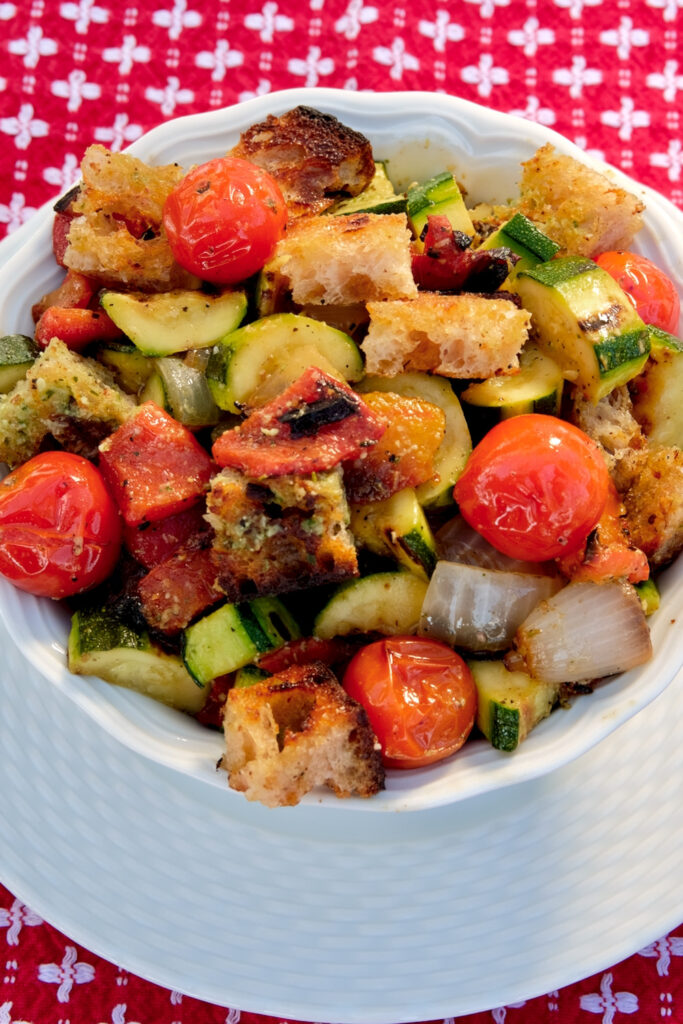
left=0, top=88, right=681, bottom=814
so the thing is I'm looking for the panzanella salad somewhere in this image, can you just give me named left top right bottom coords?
left=0, top=106, right=681, bottom=807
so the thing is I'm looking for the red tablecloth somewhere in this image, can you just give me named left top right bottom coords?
left=1, top=0, right=682, bottom=1020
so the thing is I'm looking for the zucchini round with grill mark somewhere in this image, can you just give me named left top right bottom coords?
left=100, top=287, right=248, bottom=357
left=514, top=256, right=650, bottom=402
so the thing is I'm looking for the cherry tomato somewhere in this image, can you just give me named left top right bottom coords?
left=342, top=636, right=477, bottom=769
left=595, top=250, right=680, bottom=335
left=453, top=414, right=610, bottom=562
left=0, top=452, right=122, bottom=599
left=163, top=157, right=287, bottom=285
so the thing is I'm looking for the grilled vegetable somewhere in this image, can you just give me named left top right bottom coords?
left=100, top=287, right=247, bottom=357
left=68, top=606, right=207, bottom=713
left=514, top=256, right=650, bottom=402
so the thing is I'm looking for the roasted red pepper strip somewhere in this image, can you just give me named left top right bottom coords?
left=98, top=402, right=214, bottom=527
left=412, top=214, right=515, bottom=293
left=137, top=542, right=223, bottom=634
left=212, top=366, right=386, bottom=476
left=123, top=503, right=209, bottom=570
left=31, top=270, right=97, bottom=323
left=35, top=306, right=123, bottom=351
left=256, top=635, right=363, bottom=674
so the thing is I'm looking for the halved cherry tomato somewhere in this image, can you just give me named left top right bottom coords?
left=0, top=451, right=121, bottom=599
left=342, top=636, right=477, bottom=769
left=595, top=250, right=680, bottom=335
left=453, top=414, right=610, bottom=562
left=163, top=157, right=287, bottom=285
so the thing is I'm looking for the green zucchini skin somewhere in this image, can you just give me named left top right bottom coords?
left=0, top=334, right=39, bottom=393
left=515, top=256, right=650, bottom=401
left=182, top=596, right=300, bottom=686
left=68, top=607, right=207, bottom=713
left=478, top=213, right=560, bottom=283
left=407, top=171, right=475, bottom=248
left=468, top=659, right=559, bottom=752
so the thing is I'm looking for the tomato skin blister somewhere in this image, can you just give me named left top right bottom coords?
left=454, top=414, right=611, bottom=563
left=343, top=636, right=477, bottom=769
left=163, top=157, right=287, bottom=286
left=0, top=451, right=122, bottom=599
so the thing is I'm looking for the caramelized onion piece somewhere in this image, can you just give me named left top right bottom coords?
left=508, top=581, right=652, bottom=684
left=418, top=560, right=563, bottom=652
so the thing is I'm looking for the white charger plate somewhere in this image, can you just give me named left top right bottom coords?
left=1, top=609, right=682, bottom=1022
left=0, top=88, right=681, bottom=812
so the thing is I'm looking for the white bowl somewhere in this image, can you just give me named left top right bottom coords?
left=0, top=88, right=681, bottom=812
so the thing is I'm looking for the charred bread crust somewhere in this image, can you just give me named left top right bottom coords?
left=206, top=466, right=358, bottom=601
left=222, top=661, right=385, bottom=806
left=63, top=145, right=196, bottom=291
left=270, top=211, right=418, bottom=306
left=362, top=293, right=529, bottom=378
left=230, top=105, right=375, bottom=218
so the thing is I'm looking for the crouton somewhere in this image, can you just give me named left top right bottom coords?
left=0, top=338, right=135, bottom=467
left=270, top=212, right=418, bottom=305
left=362, top=293, right=530, bottom=378
left=222, top=661, right=385, bottom=806
left=570, top=386, right=645, bottom=467
left=206, top=466, right=358, bottom=601
left=612, top=445, right=683, bottom=567
left=518, top=144, right=644, bottom=257
left=63, top=145, right=196, bottom=291
left=230, top=105, right=375, bottom=218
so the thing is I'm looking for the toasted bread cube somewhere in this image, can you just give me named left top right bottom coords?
left=223, top=661, right=385, bottom=806
left=230, top=105, right=375, bottom=219
left=271, top=212, right=418, bottom=306
left=613, top=445, right=683, bottom=568
left=64, top=145, right=195, bottom=291
left=206, top=466, right=358, bottom=601
left=362, top=293, right=529, bottom=379
left=0, top=338, right=135, bottom=467
left=570, top=386, right=645, bottom=467
left=518, top=144, right=644, bottom=257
